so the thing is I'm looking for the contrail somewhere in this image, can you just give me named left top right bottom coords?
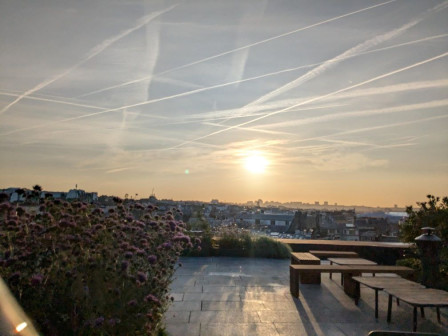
left=0, top=5, right=177, bottom=116
left=247, top=1, right=448, bottom=107
left=296, top=115, right=448, bottom=144
left=235, top=78, right=448, bottom=122
left=197, top=103, right=346, bottom=130
left=1, top=34, right=446, bottom=137
left=168, top=51, right=448, bottom=149
left=76, top=0, right=397, bottom=98
left=144, top=34, right=448, bottom=123
left=251, top=99, right=448, bottom=130
left=2, top=32, right=446, bottom=118
left=60, top=34, right=448, bottom=119
left=0, top=91, right=107, bottom=111
left=199, top=100, right=448, bottom=137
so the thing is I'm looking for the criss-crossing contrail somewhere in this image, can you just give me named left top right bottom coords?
left=168, top=51, right=448, bottom=149
left=57, top=35, right=448, bottom=118
left=233, top=78, right=448, bottom=123
left=294, top=115, right=448, bottom=145
left=149, top=34, right=448, bottom=124
left=246, top=1, right=448, bottom=107
left=76, top=0, right=397, bottom=98
left=1, top=32, right=445, bottom=125
left=1, top=34, right=446, bottom=137
left=0, top=91, right=107, bottom=111
left=0, top=5, right=177, bottom=116
left=250, top=99, right=448, bottom=130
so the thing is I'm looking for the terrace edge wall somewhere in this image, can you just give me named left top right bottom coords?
left=278, top=239, right=413, bottom=265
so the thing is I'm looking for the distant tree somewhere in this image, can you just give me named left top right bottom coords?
left=15, top=188, right=26, bottom=202
left=29, top=184, right=43, bottom=204
left=400, top=195, right=448, bottom=243
left=32, top=184, right=42, bottom=192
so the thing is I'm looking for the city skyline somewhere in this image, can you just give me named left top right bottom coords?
left=1, top=0, right=447, bottom=207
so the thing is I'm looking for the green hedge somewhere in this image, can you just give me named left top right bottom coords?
left=185, top=230, right=291, bottom=259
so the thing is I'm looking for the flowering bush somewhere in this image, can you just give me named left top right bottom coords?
left=0, top=195, right=198, bottom=335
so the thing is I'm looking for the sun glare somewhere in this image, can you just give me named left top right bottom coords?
left=244, top=153, right=268, bottom=174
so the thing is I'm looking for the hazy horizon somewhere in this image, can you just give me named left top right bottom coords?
left=1, top=0, right=447, bottom=208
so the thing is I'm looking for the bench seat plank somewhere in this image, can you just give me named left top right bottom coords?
left=384, top=288, right=448, bottom=331
left=309, top=250, right=358, bottom=258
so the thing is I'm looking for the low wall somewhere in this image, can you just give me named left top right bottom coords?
left=277, top=239, right=414, bottom=265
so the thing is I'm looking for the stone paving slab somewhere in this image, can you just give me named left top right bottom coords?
left=201, top=300, right=266, bottom=311
left=168, top=301, right=202, bottom=312
left=274, top=322, right=347, bottom=336
left=182, top=292, right=242, bottom=302
left=200, top=323, right=279, bottom=336
left=165, top=257, right=448, bottom=336
left=189, top=311, right=261, bottom=323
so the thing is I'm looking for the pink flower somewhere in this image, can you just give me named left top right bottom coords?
left=30, top=274, right=44, bottom=286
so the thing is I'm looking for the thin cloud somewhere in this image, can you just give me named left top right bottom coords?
left=76, top=0, right=396, bottom=98
left=168, top=51, right=448, bottom=148
left=1, top=34, right=445, bottom=137
left=105, top=167, right=136, bottom=174
left=254, top=99, right=448, bottom=130
left=293, top=115, right=448, bottom=145
left=0, top=5, right=177, bottom=115
left=0, top=91, right=107, bottom=111
left=247, top=1, right=448, bottom=107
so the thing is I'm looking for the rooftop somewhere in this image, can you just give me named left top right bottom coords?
left=166, top=257, right=447, bottom=336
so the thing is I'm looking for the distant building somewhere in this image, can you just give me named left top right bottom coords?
left=342, top=223, right=359, bottom=241
left=66, top=189, right=98, bottom=202
left=237, top=212, right=294, bottom=232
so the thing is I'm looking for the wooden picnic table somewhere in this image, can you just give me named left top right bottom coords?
left=289, top=264, right=414, bottom=299
left=309, top=250, right=359, bottom=259
left=352, top=276, right=424, bottom=318
left=384, top=287, right=448, bottom=332
left=328, top=258, right=378, bottom=285
left=290, top=252, right=321, bottom=284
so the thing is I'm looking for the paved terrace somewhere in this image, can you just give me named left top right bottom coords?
left=165, top=257, right=448, bottom=336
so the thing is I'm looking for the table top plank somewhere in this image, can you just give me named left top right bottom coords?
left=309, top=250, right=358, bottom=258
left=328, top=258, right=377, bottom=266
left=347, top=265, right=414, bottom=273
left=352, top=276, right=424, bottom=290
left=290, top=265, right=414, bottom=273
left=290, top=264, right=353, bottom=272
left=383, top=288, right=448, bottom=307
left=291, top=252, right=320, bottom=262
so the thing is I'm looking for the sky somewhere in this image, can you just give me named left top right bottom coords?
left=0, top=0, right=447, bottom=207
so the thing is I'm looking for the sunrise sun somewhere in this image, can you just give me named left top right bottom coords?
left=244, top=153, right=268, bottom=174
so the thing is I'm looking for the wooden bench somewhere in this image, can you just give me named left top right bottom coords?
left=290, top=264, right=352, bottom=297
left=290, top=252, right=321, bottom=284
left=290, top=265, right=414, bottom=298
left=309, top=250, right=359, bottom=259
left=368, top=331, right=440, bottom=336
left=352, top=276, right=424, bottom=318
left=385, top=288, right=448, bottom=332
